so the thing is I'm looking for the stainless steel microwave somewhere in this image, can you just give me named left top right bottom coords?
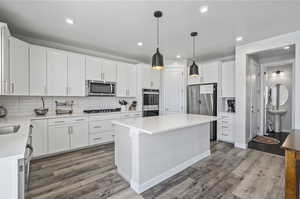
left=86, top=80, right=116, bottom=96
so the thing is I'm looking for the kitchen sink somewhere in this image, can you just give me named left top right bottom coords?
left=0, top=125, right=21, bottom=135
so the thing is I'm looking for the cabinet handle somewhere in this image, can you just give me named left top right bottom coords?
left=93, top=137, right=102, bottom=140
left=94, top=126, right=102, bottom=129
left=75, top=119, right=85, bottom=122
left=11, top=82, right=14, bottom=93
left=54, top=121, right=65, bottom=124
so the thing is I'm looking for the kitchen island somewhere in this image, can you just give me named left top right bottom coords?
left=112, top=113, right=217, bottom=193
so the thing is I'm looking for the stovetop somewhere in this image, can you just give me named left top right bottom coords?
left=83, top=108, right=121, bottom=114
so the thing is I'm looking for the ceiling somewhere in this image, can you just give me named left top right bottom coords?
left=0, top=1, right=300, bottom=63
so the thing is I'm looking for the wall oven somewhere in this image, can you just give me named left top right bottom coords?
left=142, top=89, right=159, bottom=117
left=86, top=80, right=116, bottom=96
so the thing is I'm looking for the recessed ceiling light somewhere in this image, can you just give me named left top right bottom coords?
left=176, top=54, right=181, bottom=59
left=283, top=46, right=290, bottom=50
left=199, top=6, right=208, bottom=14
left=236, top=36, right=243, bottom=42
left=137, top=42, right=143, bottom=46
left=65, top=18, right=74, bottom=25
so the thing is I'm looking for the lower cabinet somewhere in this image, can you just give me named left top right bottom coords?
left=31, top=112, right=142, bottom=157
left=48, top=125, right=70, bottom=153
left=31, top=119, right=48, bottom=157
left=48, top=117, right=88, bottom=154
left=218, top=112, right=235, bottom=143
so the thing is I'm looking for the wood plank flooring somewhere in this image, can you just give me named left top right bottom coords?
left=26, top=142, right=284, bottom=199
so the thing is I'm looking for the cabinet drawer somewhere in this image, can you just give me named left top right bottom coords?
left=88, top=114, right=120, bottom=122
left=89, top=132, right=114, bottom=145
left=89, top=120, right=113, bottom=134
left=48, top=117, right=87, bottom=125
left=120, top=112, right=142, bottom=118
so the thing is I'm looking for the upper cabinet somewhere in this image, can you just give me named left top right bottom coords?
left=101, top=59, right=117, bottom=82
left=85, top=56, right=116, bottom=82
left=9, top=37, right=29, bottom=95
left=117, top=62, right=137, bottom=97
left=221, top=60, right=235, bottom=97
left=0, top=24, right=10, bottom=95
left=201, top=61, right=220, bottom=84
left=85, top=56, right=101, bottom=81
left=29, top=45, right=47, bottom=96
left=46, top=48, right=68, bottom=96
left=137, top=64, right=160, bottom=89
left=67, top=53, right=85, bottom=96
left=188, top=61, right=220, bottom=85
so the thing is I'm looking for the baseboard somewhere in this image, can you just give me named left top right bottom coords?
left=234, top=142, right=248, bottom=149
left=130, top=150, right=211, bottom=194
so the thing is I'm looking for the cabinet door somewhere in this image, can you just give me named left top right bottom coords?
left=70, top=122, right=89, bottom=149
left=127, top=64, right=137, bottom=97
left=116, top=62, right=128, bottom=97
left=9, top=37, right=29, bottom=95
left=102, top=59, right=117, bottom=82
left=30, top=45, right=47, bottom=96
left=151, top=69, right=161, bottom=89
left=31, top=119, right=48, bottom=157
left=47, top=49, right=68, bottom=96
left=139, top=64, right=151, bottom=88
left=221, top=61, right=235, bottom=97
left=85, top=56, right=101, bottom=80
left=202, top=61, right=219, bottom=83
left=0, top=26, right=10, bottom=95
left=48, top=125, right=69, bottom=154
left=163, top=68, right=184, bottom=113
left=68, top=53, right=85, bottom=96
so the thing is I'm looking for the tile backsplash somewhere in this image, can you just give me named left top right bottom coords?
left=0, top=96, right=138, bottom=116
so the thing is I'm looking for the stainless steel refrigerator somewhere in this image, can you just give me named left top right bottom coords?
left=187, top=83, right=217, bottom=141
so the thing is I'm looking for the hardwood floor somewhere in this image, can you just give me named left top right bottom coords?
left=27, top=142, right=284, bottom=199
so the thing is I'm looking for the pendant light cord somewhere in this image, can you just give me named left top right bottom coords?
left=193, top=36, right=195, bottom=61
left=157, top=17, right=159, bottom=48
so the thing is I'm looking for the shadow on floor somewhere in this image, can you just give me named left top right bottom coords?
left=248, top=132, right=289, bottom=156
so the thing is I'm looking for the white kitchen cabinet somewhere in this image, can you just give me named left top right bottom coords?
left=221, top=60, right=235, bottom=97
left=85, top=56, right=117, bottom=82
left=138, top=64, right=160, bottom=89
left=47, top=49, right=68, bottom=96
left=0, top=25, right=10, bottom=95
left=48, top=117, right=89, bottom=154
left=117, top=62, right=136, bottom=97
left=67, top=53, right=85, bottom=96
left=102, top=59, right=117, bottom=82
left=70, top=120, right=89, bottom=149
left=29, top=45, right=47, bottom=96
left=201, top=61, right=220, bottom=84
left=48, top=125, right=70, bottom=154
left=218, top=112, right=235, bottom=143
left=9, top=37, right=29, bottom=95
left=31, top=119, right=48, bottom=157
left=85, top=56, right=102, bottom=81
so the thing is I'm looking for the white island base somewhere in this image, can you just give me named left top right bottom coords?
left=113, top=114, right=216, bottom=194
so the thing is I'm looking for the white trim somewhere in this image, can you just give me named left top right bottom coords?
left=130, top=150, right=211, bottom=194
left=234, top=142, right=248, bottom=149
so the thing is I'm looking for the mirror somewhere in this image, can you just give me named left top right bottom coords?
left=270, top=84, right=288, bottom=107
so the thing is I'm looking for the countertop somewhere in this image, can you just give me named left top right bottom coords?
left=112, top=113, right=218, bottom=135
left=0, top=110, right=142, bottom=160
left=281, top=129, right=300, bottom=151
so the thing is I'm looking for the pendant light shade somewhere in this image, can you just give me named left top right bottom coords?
left=189, top=32, right=199, bottom=76
left=152, top=11, right=164, bottom=70
left=152, top=48, right=164, bottom=70
left=189, top=61, right=199, bottom=77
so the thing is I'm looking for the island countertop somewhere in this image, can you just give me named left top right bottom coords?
left=112, top=113, right=218, bottom=135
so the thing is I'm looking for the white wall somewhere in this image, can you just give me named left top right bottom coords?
left=235, top=30, right=300, bottom=148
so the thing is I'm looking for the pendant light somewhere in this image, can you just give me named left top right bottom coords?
left=152, top=11, right=164, bottom=70
left=189, top=32, right=199, bottom=76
